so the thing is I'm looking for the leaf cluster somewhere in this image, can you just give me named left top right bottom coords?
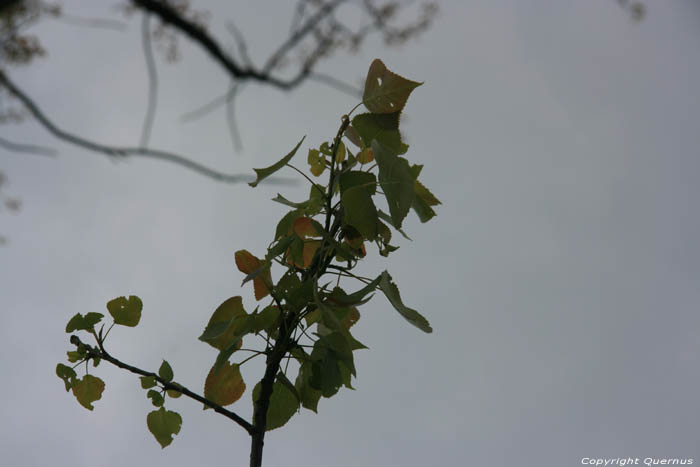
left=55, top=59, right=441, bottom=455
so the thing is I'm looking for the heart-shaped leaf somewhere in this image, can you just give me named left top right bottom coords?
left=362, top=59, right=422, bottom=114
left=147, top=407, right=182, bottom=448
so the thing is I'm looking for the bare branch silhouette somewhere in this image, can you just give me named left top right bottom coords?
left=2, top=0, right=435, bottom=180
left=0, top=135, right=56, bottom=156
left=225, top=20, right=253, bottom=68
left=140, top=12, right=158, bottom=148
left=308, top=72, right=361, bottom=98
left=54, top=13, right=127, bottom=32
left=225, top=81, right=243, bottom=153
left=0, top=70, right=294, bottom=185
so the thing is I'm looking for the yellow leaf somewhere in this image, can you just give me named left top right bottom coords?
left=357, top=147, right=374, bottom=164
left=343, top=307, right=360, bottom=329
left=234, top=250, right=271, bottom=300
left=292, top=217, right=320, bottom=238
left=204, top=362, right=246, bottom=407
left=302, top=240, right=322, bottom=268
left=307, top=149, right=326, bottom=177
left=335, top=141, right=346, bottom=163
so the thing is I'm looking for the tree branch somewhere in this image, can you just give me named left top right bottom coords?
left=0, top=135, right=56, bottom=156
left=130, top=0, right=346, bottom=90
left=140, top=13, right=158, bottom=148
left=69, top=334, right=257, bottom=436
left=0, top=70, right=294, bottom=185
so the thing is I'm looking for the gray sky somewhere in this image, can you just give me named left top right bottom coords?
left=2, top=1, right=700, bottom=466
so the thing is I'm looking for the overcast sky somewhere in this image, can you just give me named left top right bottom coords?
left=2, top=1, right=700, bottom=466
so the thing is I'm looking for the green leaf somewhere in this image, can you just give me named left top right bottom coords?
left=315, top=224, right=361, bottom=261
left=276, top=270, right=302, bottom=299
left=377, top=219, right=392, bottom=244
left=338, top=360, right=355, bottom=390
left=328, top=275, right=381, bottom=307
left=253, top=306, right=281, bottom=333
left=378, top=242, right=400, bottom=257
left=342, top=183, right=380, bottom=241
left=415, top=179, right=441, bottom=206
left=249, top=136, right=305, bottom=187
left=363, top=58, right=422, bottom=114
left=304, top=308, right=321, bottom=327
left=319, top=141, right=332, bottom=155
left=147, top=389, right=165, bottom=407
left=411, top=191, right=436, bottom=223
left=275, top=210, right=303, bottom=240
left=166, top=387, right=182, bottom=398
left=271, top=194, right=308, bottom=210
left=319, top=332, right=356, bottom=376
left=71, top=374, right=105, bottom=410
left=147, top=407, right=182, bottom=449
left=411, top=179, right=440, bottom=223
left=204, top=362, right=245, bottom=407
left=338, top=171, right=377, bottom=195
left=352, top=112, right=407, bottom=155
left=106, top=295, right=142, bottom=327
left=212, top=335, right=243, bottom=374
left=66, top=350, right=83, bottom=363
left=252, top=381, right=299, bottom=431
left=310, top=349, right=343, bottom=398
left=276, top=371, right=300, bottom=404
left=65, top=312, right=104, bottom=333
left=265, top=235, right=294, bottom=262
left=295, top=362, right=322, bottom=413
left=377, top=209, right=412, bottom=240
left=140, top=375, right=157, bottom=389
left=344, top=125, right=363, bottom=148
left=56, top=363, right=77, bottom=392
left=306, top=184, right=325, bottom=215
left=373, top=141, right=415, bottom=228
left=158, top=360, right=174, bottom=382
left=199, top=296, right=248, bottom=351
left=335, top=140, right=346, bottom=163
left=286, top=278, right=314, bottom=312
left=379, top=271, right=432, bottom=333
left=307, top=148, right=326, bottom=177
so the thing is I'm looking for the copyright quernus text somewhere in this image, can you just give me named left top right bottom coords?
left=581, top=459, right=694, bottom=466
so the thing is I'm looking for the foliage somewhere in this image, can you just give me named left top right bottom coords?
left=55, top=59, right=440, bottom=467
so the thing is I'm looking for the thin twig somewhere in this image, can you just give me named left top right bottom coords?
left=289, top=0, right=307, bottom=35
left=225, top=81, right=243, bottom=152
left=225, top=21, right=253, bottom=68
left=308, top=72, right=361, bottom=98
left=179, top=70, right=356, bottom=124
left=130, top=0, right=315, bottom=90
left=140, top=13, right=158, bottom=148
left=0, top=135, right=56, bottom=157
left=263, top=0, right=347, bottom=73
left=55, top=14, right=127, bottom=32
left=179, top=91, right=232, bottom=122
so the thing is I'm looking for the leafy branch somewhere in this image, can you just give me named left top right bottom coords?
left=56, top=59, right=441, bottom=467
left=66, top=334, right=256, bottom=435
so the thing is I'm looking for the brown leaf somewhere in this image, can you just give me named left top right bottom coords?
left=235, top=250, right=271, bottom=300
left=204, top=362, right=246, bottom=407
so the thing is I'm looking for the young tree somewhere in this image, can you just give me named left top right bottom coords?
left=56, top=58, right=441, bottom=467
